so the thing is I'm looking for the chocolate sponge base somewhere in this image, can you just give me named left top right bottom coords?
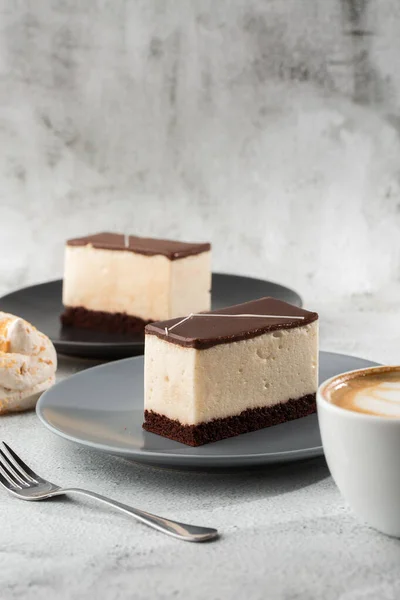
left=61, top=306, right=151, bottom=335
left=143, top=394, right=316, bottom=446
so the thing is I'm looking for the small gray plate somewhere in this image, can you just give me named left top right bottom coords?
left=37, top=351, right=379, bottom=469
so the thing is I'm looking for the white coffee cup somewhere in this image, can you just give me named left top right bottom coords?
left=317, top=365, right=400, bottom=537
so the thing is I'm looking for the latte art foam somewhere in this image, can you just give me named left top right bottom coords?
left=353, top=382, right=400, bottom=417
left=327, top=367, right=400, bottom=417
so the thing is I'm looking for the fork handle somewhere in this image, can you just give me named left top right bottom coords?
left=60, top=488, right=218, bottom=543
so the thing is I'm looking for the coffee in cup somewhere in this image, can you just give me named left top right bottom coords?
left=325, top=366, right=400, bottom=417
left=318, top=365, right=400, bottom=537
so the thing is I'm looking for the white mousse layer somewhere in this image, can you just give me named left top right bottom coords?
left=0, top=313, right=57, bottom=414
left=145, top=320, right=318, bottom=425
left=63, top=245, right=211, bottom=321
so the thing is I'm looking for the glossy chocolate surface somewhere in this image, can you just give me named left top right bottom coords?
left=146, top=297, right=318, bottom=349
left=67, top=232, right=210, bottom=260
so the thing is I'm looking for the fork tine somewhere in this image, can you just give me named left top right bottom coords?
left=0, top=462, right=23, bottom=489
left=1, top=443, right=40, bottom=483
left=0, top=450, right=30, bottom=486
left=0, top=467, right=16, bottom=491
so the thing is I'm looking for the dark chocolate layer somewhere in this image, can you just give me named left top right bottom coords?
left=67, top=232, right=210, bottom=260
left=145, top=297, right=318, bottom=349
left=143, top=394, right=316, bottom=446
left=61, top=306, right=151, bottom=335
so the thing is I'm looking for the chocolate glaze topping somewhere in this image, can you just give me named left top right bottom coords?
left=67, top=232, right=211, bottom=260
left=145, top=297, right=318, bottom=349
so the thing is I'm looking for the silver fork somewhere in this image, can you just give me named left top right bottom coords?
left=0, top=442, right=218, bottom=543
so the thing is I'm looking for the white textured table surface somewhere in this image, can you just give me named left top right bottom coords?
left=1, top=297, right=400, bottom=600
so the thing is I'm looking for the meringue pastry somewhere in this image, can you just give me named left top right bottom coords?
left=0, top=312, right=57, bottom=414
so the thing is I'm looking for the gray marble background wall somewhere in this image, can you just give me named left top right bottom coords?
left=1, top=0, right=399, bottom=304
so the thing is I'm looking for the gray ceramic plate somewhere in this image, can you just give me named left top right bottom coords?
left=0, top=275, right=302, bottom=360
left=37, top=351, right=379, bottom=469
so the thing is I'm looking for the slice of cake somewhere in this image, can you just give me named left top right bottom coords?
left=143, top=297, right=318, bottom=446
left=61, top=232, right=211, bottom=334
